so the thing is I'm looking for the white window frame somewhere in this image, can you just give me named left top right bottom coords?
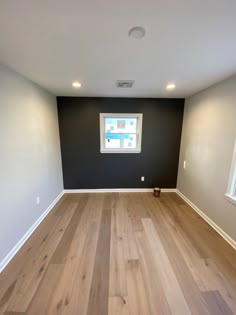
left=225, top=139, right=236, bottom=205
left=100, top=113, right=143, bottom=153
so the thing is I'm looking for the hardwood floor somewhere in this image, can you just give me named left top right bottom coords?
left=0, top=192, right=236, bottom=314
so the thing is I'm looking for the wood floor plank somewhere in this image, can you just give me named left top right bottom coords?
left=157, top=193, right=236, bottom=312
left=87, top=194, right=112, bottom=315
left=63, top=221, right=102, bottom=315
left=26, top=264, right=64, bottom=315
left=120, top=194, right=139, bottom=261
left=148, top=195, right=218, bottom=293
left=46, top=194, right=103, bottom=315
left=202, top=258, right=236, bottom=312
left=109, top=195, right=127, bottom=298
left=1, top=192, right=236, bottom=315
left=202, top=290, right=233, bottom=315
left=5, top=202, right=78, bottom=313
left=156, top=201, right=236, bottom=310
left=165, top=197, right=236, bottom=313
left=127, top=193, right=150, bottom=233
left=4, top=312, right=25, bottom=315
left=126, top=259, right=150, bottom=315
left=0, top=195, right=68, bottom=313
left=142, top=218, right=191, bottom=315
left=50, top=194, right=89, bottom=264
left=0, top=280, right=17, bottom=315
left=168, top=193, right=236, bottom=274
left=135, top=229, right=171, bottom=314
left=142, top=193, right=211, bottom=315
left=161, top=194, right=208, bottom=259
left=109, top=296, right=130, bottom=315
left=61, top=194, right=104, bottom=315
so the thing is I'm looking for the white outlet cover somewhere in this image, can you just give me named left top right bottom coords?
left=141, top=176, right=145, bottom=181
left=36, top=197, right=40, bottom=205
left=183, top=161, right=186, bottom=169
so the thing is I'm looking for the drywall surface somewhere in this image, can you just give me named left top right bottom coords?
left=0, top=64, right=63, bottom=263
left=57, top=97, right=184, bottom=189
left=178, top=75, right=236, bottom=241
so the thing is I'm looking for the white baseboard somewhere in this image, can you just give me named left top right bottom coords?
left=0, top=191, right=64, bottom=273
left=176, top=190, right=236, bottom=251
left=161, top=189, right=177, bottom=193
left=64, top=188, right=177, bottom=193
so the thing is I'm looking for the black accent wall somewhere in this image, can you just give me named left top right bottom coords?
left=57, top=97, right=184, bottom=189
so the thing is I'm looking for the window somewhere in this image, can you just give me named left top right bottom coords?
left=225, top=139, right=236, bottom=205
left=100, top=113, right=143, bottom=153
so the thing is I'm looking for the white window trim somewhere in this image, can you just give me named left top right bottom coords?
left=225, top=139, right=236, bottom=206
left=225, top=194, right=236, bottom=206
left=100, top=113, right=143, bottom=154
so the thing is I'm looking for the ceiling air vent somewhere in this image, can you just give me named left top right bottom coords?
left=116, top=80, right=135, bottom=88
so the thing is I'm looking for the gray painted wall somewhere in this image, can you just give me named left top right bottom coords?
left=178, top=75, right=236, bottom=241
left=0, top=64, right=63, bottom=263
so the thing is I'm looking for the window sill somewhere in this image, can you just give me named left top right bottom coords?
left=100, top=149, right=141, bottom=154
left=225, top=194, right=236, bottom=206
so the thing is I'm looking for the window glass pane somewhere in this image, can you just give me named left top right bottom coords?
left=123, top=134, right=137, bottom=149
left=105, top=133, right=121, bottom=149
left=105, top=133, right=137, bottom=149
left=105, top=117, right=137, bottom=134
left=100, top=113, right=142, bottom=153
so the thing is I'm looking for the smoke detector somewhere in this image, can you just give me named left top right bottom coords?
left=129, top=27, right=146, bottom=40
left=116, top=80, right=135, bottom=88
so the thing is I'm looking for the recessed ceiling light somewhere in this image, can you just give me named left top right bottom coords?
left=72, top=81, right=81, bottom=88
left=166, top=82, right=176, bottom=90
left=129, top=27, right=146, bottom=40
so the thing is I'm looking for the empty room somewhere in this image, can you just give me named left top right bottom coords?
left=0, top=1, right=236, bottom=314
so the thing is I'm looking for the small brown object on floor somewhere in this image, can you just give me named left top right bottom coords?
left=153, top=187, right=161, bottom=197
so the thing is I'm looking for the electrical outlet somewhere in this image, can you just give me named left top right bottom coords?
left=141, top=176, right=145, bottom=182
left=183, top=160, right=187, bottom=169
left=36, top=196, right=40, bottom=205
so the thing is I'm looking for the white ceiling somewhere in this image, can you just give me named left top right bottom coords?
left=0, top=0, right=236, bottom=98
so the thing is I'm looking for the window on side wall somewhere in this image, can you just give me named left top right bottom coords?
left=225, top=139, right=236, bottom=205
left=99, top=113, right=143, bottom=153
